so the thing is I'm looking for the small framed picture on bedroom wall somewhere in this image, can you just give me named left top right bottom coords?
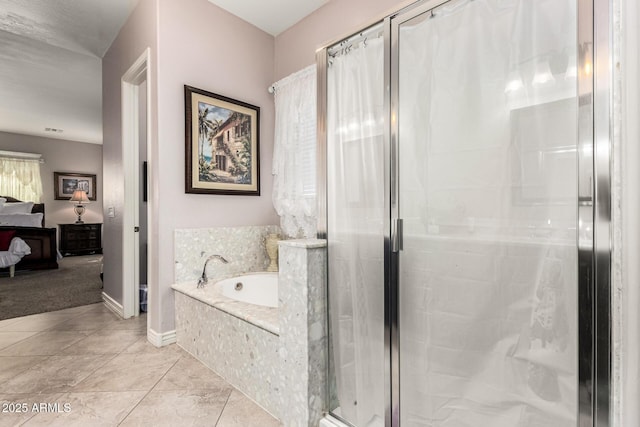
left=54, top=172, right=97, bottom=201
left=184, top=85, right=260, bottom=196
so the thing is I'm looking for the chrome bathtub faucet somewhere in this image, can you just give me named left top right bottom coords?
left=197, top=255, right=229, bottom=288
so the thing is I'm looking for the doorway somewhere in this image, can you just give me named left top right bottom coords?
left=121, top=49, right=151, bottom=321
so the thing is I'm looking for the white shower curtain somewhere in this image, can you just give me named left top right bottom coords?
left=327, top=35, right=385, bottom=426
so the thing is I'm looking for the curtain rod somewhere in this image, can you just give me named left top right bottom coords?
left=0, top=150, right=45, bottom=163
left=268, top=64, right=316, bottom=94
left=327, top=24, right=384, bottom=58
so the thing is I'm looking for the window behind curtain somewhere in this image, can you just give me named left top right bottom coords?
left=272, top=65, right=317, bottom=238
left=0, top=152, right=44, bottom=202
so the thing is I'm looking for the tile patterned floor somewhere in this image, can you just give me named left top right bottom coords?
left=0, top=303, right=281, bottom=426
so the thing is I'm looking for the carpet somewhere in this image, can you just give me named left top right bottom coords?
left=0, top=254, right=103, bottom=320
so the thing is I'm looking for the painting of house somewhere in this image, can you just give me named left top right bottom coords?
left=194, top=94, right=257, bottom=191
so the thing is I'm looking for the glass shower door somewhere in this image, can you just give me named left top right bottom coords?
left=394, top=0, right=579, bottom=425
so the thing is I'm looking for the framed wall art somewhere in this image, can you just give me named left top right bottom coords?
left=54, top=172, right=97, bottom=201
left=185, top=85, right=260, bottom=195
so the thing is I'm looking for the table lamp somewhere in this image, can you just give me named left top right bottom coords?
left=69, top=190, right=90, bottom=223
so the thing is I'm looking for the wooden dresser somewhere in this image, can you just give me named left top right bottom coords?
left=59, top=223, right=103, bottom=256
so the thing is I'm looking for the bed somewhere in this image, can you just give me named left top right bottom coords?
left=0, top=196, right=58, bottom=272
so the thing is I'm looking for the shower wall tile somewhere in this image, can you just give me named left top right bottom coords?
left=174, top=225, right=280, bottom=283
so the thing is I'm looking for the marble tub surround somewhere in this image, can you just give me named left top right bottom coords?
left=172, top=280, right=279, bottom=334
left=175, top=291, right=281, bottom=419
left=173, top=238, right=328, bottom=426
left=278, top=239, right=328, bottom=427
left=174, top=225, right=281, bottom=284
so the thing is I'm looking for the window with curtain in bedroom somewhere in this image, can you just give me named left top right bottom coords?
left=0, top=151, right=44, bottom=202
left=271, top=65, right=317, bottom=238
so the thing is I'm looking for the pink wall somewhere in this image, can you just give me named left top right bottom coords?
left=274, top=0, right=410, bottom=81
left=102, top=0, right=410, bottom=335
left=0, top=131, right=103, bottom=229
left=102, top=0, right=159, bottom=306
left=154, top=0, right=278, bottom=332
left=103, top=0, right=277, bottom=335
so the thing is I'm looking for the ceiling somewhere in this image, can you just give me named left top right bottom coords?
left=0, top=0, right=326, bottom=145
left=207, top=0, right=328, bottom=36
left=0, top=0, right=139, bottom=145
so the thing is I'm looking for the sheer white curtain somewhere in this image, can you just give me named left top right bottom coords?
left=272, top=65, right=317, bottom=238
left=327, top=35, right=385, bottom=425
left=0, top=154, right=43, bottom=202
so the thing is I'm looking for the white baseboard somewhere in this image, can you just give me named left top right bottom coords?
left=102, top=292, right=124, bottom=318
left=148, top=328, right=176, bottom=347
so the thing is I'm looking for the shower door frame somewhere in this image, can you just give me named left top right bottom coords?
left=316, top=0, right=612, bottom=425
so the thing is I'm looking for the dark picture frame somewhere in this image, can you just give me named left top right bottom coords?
left=184, top=85, right=260, bottom=195
left=54, top=172, right=97, bottom=201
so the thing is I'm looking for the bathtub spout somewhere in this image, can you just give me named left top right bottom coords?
left=197, top=255, right=229, bottom=288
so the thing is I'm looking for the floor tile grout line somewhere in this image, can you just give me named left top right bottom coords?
left=2, top=352, right=120, bottom=396
left=0, top=354, right=55, bottom=390
left=52, top=328, right=105, bottom=351
left=38, top=311, right=90, bottom=332
left=52, top=322, right=148, bottom=385
left=0, top=331, right=43, bottom=353
left=0, top=305, right=108, bottom=334
left=0, top=330, right=95, bottom=357
left=214, top=388, right=234, bottom=426
left=16, top=390, right=89, bottom=427
left=0, top=306, right=120, bottom=394
left=64, top=351, right=122, bottom=394
left=49, top=324, right=144, bottom=355
left=16, top=406, right=41, bottom=427
left=116, top=353, right=184, bottom=426
left=0, top=331, right=41, bottom=352
left=147, top=353, right=184, bottom=392
left=0, top=318, right=21, bottom=328
left=1, top=305, right=278, bottom=425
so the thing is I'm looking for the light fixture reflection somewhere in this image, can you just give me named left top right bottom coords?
left=565, top=54, right=577, bottom=80
left=580, top=43, right=593, bottom=77
left=532, top=61, right=555, bottom=86
left=505, top=71, right=524, bottom=93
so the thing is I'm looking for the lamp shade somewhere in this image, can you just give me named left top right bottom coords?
left=69, top=189, right=90, bottom=204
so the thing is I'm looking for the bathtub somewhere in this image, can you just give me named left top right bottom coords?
left=172, top=271, right=280, bottom=335
left=214, top=272, right=278, bottom=308
left=173, top=238, right=328, bottom=425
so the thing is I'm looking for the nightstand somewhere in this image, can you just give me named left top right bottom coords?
left=59, top=223, right=103, bottom=256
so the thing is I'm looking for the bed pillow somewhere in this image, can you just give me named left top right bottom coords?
left=0, top=213, right=43, bottom=228
left=1, top=202, right=34, bottom=214
left=0, top=230, right=16, bottom=251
